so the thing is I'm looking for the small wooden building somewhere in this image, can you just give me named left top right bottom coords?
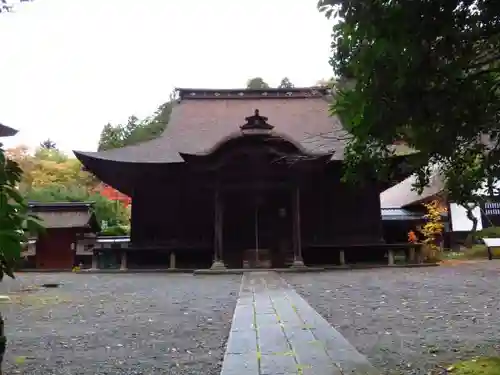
left=24, top=202, right=100, bottom=270
left=75, top=87, right=411, bottom=269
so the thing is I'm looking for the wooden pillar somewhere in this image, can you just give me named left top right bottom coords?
left=388, top=249, right=395, bottom=266
left=91, top=252, right=98, bottom=269
left=339, top=250, right=346, bottom=266
left=120, top=251, right=127, bottom=271
left=211, top=188, right=226, bottom=269
left=169, top=252, right=176, bottom=269
left=291, top=186, right=305, bottom=268
left=407, top=246, right=416, bottom=264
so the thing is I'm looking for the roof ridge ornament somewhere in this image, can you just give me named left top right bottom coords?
left=240, top=109, right=274, bottom=134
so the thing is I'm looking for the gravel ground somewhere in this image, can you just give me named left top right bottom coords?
left=0, top=273, right=241, bottom=375
left=285, top=262, right=500, bottom=375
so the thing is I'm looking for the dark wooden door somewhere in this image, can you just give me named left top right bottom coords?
left=35, top=228, right=76, bottom=269
left=257, top=188, right=292, bottom=267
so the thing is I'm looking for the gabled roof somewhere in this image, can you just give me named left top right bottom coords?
left=29, top=202, right=100, bottom=231
left=0, top=122, right=18, bottom=137
left=74, top=87, right=350, bottom=164
left=28, top=201, right=94, bottom=211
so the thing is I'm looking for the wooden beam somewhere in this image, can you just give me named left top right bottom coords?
left=292, top=186, right=305, bottom=267
left=213, top=188, right=224, bottom=262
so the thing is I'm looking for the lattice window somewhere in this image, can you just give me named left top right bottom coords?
left=485, top=202, right=500, bottom=215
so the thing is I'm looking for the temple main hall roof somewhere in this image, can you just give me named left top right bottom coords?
left=74, top=87, right=350, bottom=164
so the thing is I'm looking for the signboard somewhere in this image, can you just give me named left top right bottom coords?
left=483, top=238, right=500, bottom=248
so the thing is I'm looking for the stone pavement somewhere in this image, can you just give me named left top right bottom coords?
left=220, top=271, right=378, bottom=375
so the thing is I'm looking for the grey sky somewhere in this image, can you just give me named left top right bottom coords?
left=0, top=0, right=334, bottom=153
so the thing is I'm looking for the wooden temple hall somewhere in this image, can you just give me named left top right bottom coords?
left=75, top=88, right=412, bottom=269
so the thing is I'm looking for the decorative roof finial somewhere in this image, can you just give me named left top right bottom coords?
left=240, top=109, right=274, bottom=133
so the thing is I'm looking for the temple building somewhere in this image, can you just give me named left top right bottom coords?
left=23, top=202, right=100, bottom=270
left=75, top=87, right=411, bottom=269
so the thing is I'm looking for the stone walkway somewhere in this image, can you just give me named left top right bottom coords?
left=221, top=271, right=378, bottom=375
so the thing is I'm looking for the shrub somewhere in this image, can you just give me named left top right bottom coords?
left=100, top=225, right=129, bottom=236
left=477, top=226, right=500, bottom=239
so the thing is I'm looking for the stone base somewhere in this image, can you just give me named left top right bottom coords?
left=211, top=260, right=227, bottom=270
left=290, top=259, right=306, bottom=268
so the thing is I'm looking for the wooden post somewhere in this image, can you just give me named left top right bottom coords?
left=388, top=249, right=395, bottom=266
left=211, top=188, right=226, bottom=269
left=169, top=252, right=176, bottom=269
left=339, top=250, right=346, bottom=266
left=407, top=246, right=416, bottom=264
left=291, top=186, right=305, bottom=268
left=91, top=252, right=98, bottom=269
left=120, top=251, right=127, bottom=271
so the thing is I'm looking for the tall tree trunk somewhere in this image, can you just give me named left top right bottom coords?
left=465, top=206, right=478, bottom=248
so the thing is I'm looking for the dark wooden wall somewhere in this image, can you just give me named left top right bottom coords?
left=131, top=163, right=385, bottom=267
left=132, top=175, right=213, bottom=248
left=301, top=166, right=383, bottom=246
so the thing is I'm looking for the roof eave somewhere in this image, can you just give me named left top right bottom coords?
left=0, top=123, right=18, bottom=137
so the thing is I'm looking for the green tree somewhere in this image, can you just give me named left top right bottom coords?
left=0, top=141, right=42, bottom=372
left=97, top=123, right=126, bottom=151
left=34, top=145, right=68, bottom=164
left=98, top=92, right=176, bottom=151
left=246, top=77, right=270, bottom=90
left=318, top=0, right=500, bottom=218
left=316, top=77, right=335, bottom=87
left=39, top=139, right=56, bottom=150
left=278, top=77, right=294, bottom=89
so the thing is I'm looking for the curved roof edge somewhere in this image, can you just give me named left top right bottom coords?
left=177, top=87, right=330, bottom=100
left=183, top=131, right=331, bottom=158
left=74, top=151, right=141, bottom=196
left=0, top=123, right=18, bottom=137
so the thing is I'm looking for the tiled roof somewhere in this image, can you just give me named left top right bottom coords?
left=35, top=211, right=94, bottom=229
left=380, top=165, right=444, bottom=208
left=74, top=88, right=350, bottom=164
left=28, top=202, right=100, bottom=231
left=381, top=208, right=423, bottom=221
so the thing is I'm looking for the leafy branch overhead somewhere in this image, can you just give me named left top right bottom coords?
left=318, top=0, right=500, bottom=207
left=0, top=147, right=42, bottom=282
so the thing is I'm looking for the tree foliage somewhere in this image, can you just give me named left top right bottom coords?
left=26, top=185, right=130, bottom=230
left=0, top=149, right=41, bottom=280
left=318, top=0, right=500, bottom=210
left=246, top=77, right=270, bottom=90
left=316, top=77, right=335, bottom=88
left=99, top=183, right=131, bottom=207
left=278, top=77, right=294, bottom=89
left=419, top=200, right=447, bottom=261
left=98, top=94, right=176, bottom=151
left=0, top=0, right=34, bottom=13
left=0, top=140, right=43, bottom=373
left=39, top=139, right=56, bottom=150
left=6, top=145, right=129, bottom=231
left=7, top=146, right=97, bottom=192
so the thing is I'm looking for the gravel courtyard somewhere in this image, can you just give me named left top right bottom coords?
left=285, top=261, right=500, bottom=375
left=1, top=263, right=499, bottom=375
left=0, top=273, right=240, bottom=375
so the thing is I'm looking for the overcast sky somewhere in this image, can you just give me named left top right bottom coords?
left=0, top=0, right=334, bottom=154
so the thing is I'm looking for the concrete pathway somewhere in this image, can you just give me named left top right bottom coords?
left=220, top=271, right=378, bottom=375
